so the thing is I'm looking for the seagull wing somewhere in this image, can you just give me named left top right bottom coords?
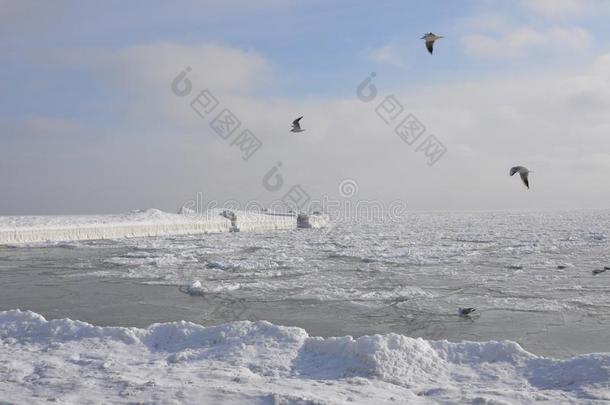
left=425, top=40, right=434, bottom=54
left=292, top=116, right=303, bottom=130
left=520, top=171, right=529, bottom=189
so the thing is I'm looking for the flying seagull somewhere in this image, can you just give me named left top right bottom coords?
left=421, top=33, right=444, bottom=54
left=593, top=268, right=607, bottom=275
left=510, top=166, right=531, bottom=189
left=291, top=116, right=305, bottom=133
left=458, top=307, right=476, bottom=316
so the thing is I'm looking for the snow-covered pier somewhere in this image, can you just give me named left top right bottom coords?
left=0, top=209, right=329, bottom=245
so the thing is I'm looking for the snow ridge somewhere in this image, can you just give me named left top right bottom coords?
left=1, top=310, right=608, bottom=404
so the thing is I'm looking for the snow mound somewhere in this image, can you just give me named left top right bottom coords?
left=1, top=309, right=609, bottom=404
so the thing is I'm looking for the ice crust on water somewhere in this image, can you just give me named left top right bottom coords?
left=0, top=309, right=609, bottom=404
left=49, top=210, right=610, bottom=314
left=0, top=208, right=329, bottom=245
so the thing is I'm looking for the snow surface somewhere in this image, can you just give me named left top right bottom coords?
left=0, top=309, right=608, bottom=404
left=0, top=209, right=329, bottom=245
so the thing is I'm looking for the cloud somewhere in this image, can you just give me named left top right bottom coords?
left=173, top=52, right=610, bottom=210
left=455, top=13, right=510, bottom=32
left=0, top=0, right=69, bottom=40
left=519, top=0, right=610, bottom=18
left=82, top=42, right=272, bottom=95
left=461, top=26, right=592, bottom=59
left=367, top=43, right=405, bottom=67
left=4, top=37, right=610, bottom=213
left=22, top=116, right=86, bottom=138
left=9, top=48, right=610, bottom=212
left=1, top=116, right=89, bottom=147
left=58, top=42, right=275, bottom=136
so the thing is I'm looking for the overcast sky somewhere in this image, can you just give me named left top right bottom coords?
left=1, top=0, right=610, bottom=215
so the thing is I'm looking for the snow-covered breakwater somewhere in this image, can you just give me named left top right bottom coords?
left=0, top=209, right=329, bottom=245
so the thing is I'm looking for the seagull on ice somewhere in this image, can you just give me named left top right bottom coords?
left=291, top=116, right=305, bottom=133
left=509, top=166, right=531, bottom=189
left=458, top=307, right=476, bottom=316
left=421, top=33, right=444, bottom=54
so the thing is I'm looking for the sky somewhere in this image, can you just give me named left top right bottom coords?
left=1, top=0, right=610, bottom=215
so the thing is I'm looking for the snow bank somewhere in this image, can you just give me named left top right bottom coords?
left=0, top=209, right=330, bottom=245
left=0, top=310, right=608, bottom=404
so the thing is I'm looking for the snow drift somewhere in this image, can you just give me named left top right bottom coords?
left=0, top=309, right=608, bottom=404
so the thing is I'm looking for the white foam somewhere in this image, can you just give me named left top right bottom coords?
left=0, top=309, right=608, bottom=404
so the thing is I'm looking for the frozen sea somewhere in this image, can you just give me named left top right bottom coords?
left=1, top=209, right=609, bottom=403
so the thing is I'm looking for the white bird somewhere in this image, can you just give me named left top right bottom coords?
left=291, top=116, right=305, bottom=133
left=421, top=33, right=444, bottom=55
left=509, top=166, right=531, bottom=189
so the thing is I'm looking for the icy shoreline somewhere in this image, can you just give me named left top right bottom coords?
left=0, top=209, right=329, bottom=245
left=0, top=309, right=608, bottom=404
